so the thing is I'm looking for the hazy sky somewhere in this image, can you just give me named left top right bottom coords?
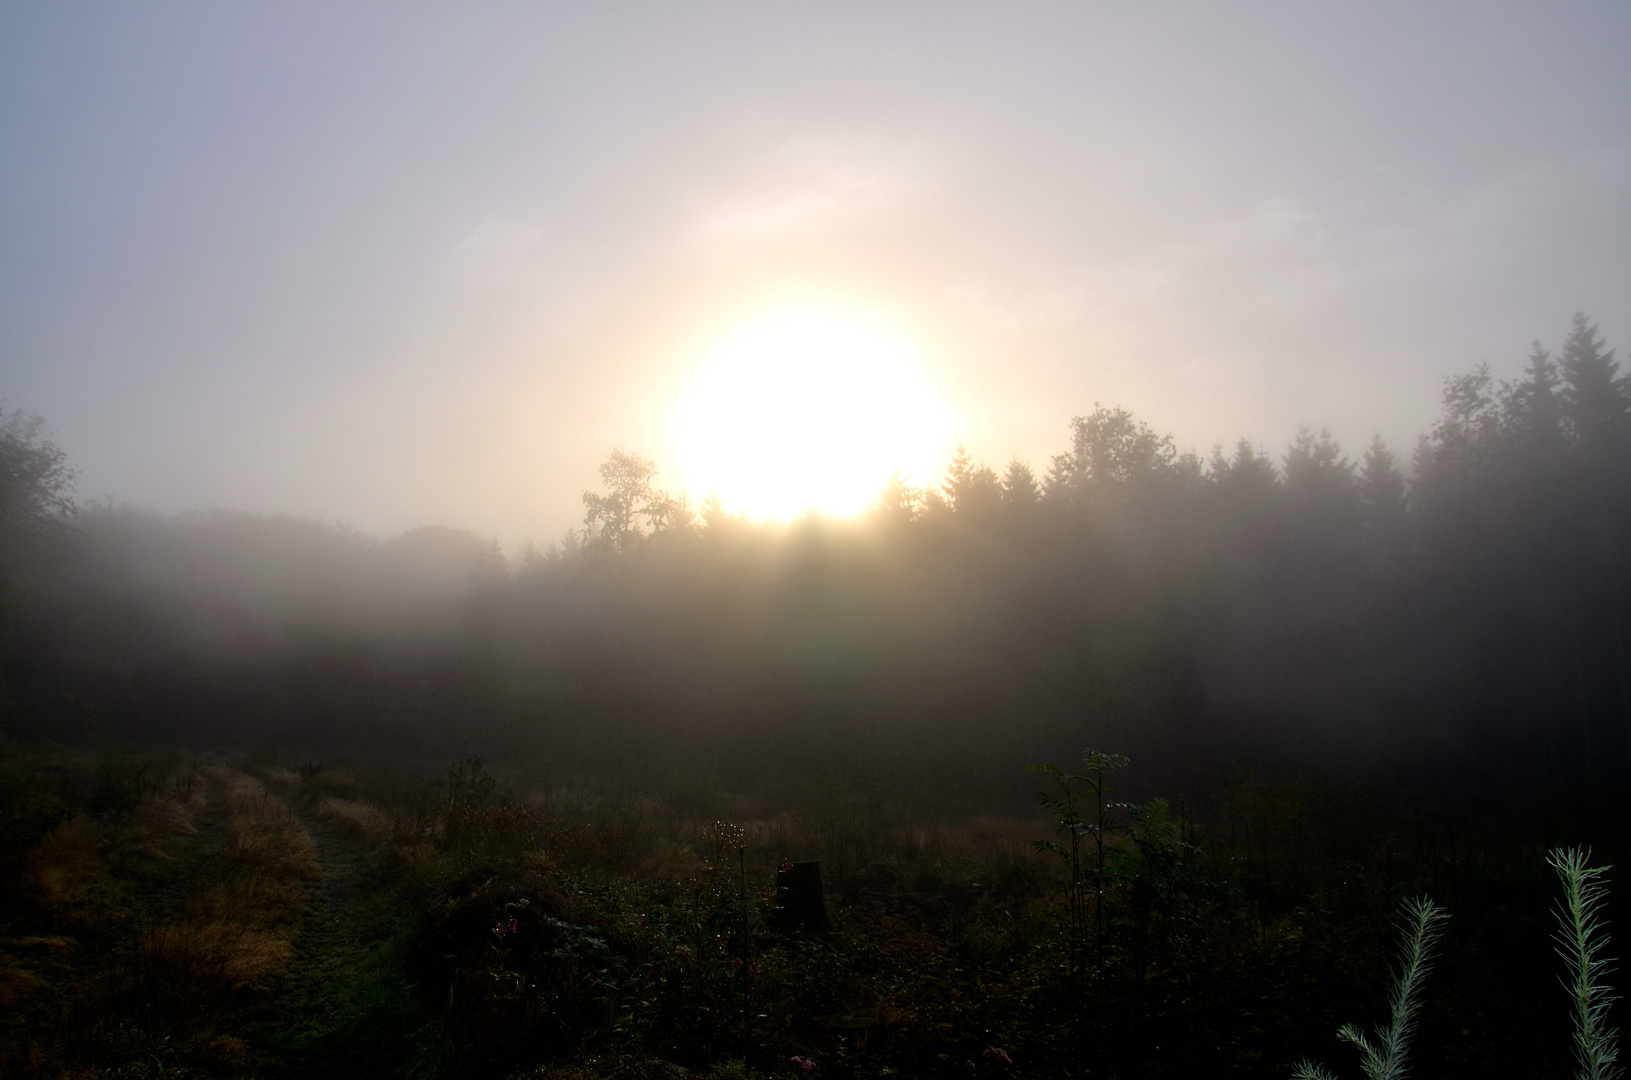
left=3, top=3, right=1628, bottom=548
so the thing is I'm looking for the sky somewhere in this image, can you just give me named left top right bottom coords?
left=2, top=3, right=1628, bottom=549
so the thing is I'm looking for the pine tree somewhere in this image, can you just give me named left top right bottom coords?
left=1558, top=313, right=1628, bottom=455
left=942, top=444, right=1003, bottom=518
left=701, top=491, right=730, bottom=533
left=943, top=445, right=975, bottom=505
left=1285, top=427, right=1358, bottom=527
left=1509, top=341, right=1565, bottom=454
left=1358, top=435, right=1407, bottom=528
left=873, top=470, right=921, bottom=525
left=1210, top=439, right=1279, bottom=496
left=1002, top=459, right=1040, bottom=507
left=1412, top=366, right=1501, bottom=522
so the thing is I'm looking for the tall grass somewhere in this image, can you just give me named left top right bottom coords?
left=135, top=764, right=317, bottom=1004
left=316, top=794, right=396, bottom=847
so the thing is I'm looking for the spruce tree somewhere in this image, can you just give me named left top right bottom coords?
left=1358, top=435, right=1407, bottom=528
left=1001, top=459, right=1040, bottom=507
left=942, top=445, right=1003, bottom=517
left=1285, top=427, right=1358, bottom=527
left=1510, top=341, right=1565, bottom=452
left=1558, top=313, right=1628, bottom=455
left=1211, top=438, right=1279, bottom=496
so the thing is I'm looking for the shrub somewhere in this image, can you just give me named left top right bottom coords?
left=411, top=863, right=624, bottom=1073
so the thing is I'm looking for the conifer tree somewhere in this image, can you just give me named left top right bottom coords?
left=1002, top=459, right=1040, bottom=507
left=1412, top=366, right=1501, bottom=522
left=873, top=470, right=921, bottom=524
left=943, top=444, right=975, bottom=505
left=1558, top=313, right=1628, bottom=454
left=701, top=491, right=730, bottom=533
left=1358, top=436, right=1407, bottom=528
left=942, top=445, right=1003, bottom=517
left=1285, top=427, right=1358, bottom=527
left=1043, top=452, right=1078, bottom=502
left=1509, top=341, right=1566, bottom=455
left=1211, top=439, right=1279, bottom=495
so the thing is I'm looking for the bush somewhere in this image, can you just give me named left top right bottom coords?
left=411, top=863, right=625, bottom=1074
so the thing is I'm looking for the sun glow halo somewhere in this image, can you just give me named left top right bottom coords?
left=679, top=313, right=949, bottom=520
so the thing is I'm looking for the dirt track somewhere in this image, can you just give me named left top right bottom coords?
left=255, top=780, right=428, bottom=1079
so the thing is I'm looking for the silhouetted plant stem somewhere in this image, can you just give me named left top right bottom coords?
left=1549, top=846, right=1622, bottom=1080
left=1292, top=895, right=1449, bottom=1080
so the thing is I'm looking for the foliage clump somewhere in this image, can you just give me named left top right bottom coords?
left=412, top=862, right=620, bottom=1074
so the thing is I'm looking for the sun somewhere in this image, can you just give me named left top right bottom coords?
left=678, top=311, right=950, bottom=520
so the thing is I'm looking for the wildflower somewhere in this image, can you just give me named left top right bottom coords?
left=984, top=1046, right=1012, bottom=1067
left=507, top=916, right=519, bottom=934
left=790, top=1055, right=816, bottom=1073
left=760, top=884, right=775, bottom=899
left=779, top=859, right=793, bottom=873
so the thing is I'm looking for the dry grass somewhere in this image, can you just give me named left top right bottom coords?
left=315, top=795, right=395, bottom=846
left=133, top=921, right=294, bottom=993
left=24, top=759, right=210, bottom=929
left=131, top=786, right=206, bottom=837
left=261, top=766, right=300, bottom=787
left=0, top=756, right=328, bottom=1079
left=135, top=764, right=320, bottom=997
left=211, top=765, right=319, bottom=884
left=25, top=814, right=121, bottom=928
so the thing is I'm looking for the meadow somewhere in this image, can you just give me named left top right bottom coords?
left=0, top=742, right=1615, bottom=1079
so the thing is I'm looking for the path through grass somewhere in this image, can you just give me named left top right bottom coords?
left=255, top=777, right=433, bottom=1079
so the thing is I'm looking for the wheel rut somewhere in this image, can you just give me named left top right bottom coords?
left=259, top=788, right=424, bottom=1078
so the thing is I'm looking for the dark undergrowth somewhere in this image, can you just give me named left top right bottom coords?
left=0, top=740, right=1622, bottom=1079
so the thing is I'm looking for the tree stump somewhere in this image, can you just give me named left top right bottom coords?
left=773, top=860, right=830, bottom=931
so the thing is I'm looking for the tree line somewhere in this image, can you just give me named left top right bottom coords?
left=3, top=313, right=1628, bottom=827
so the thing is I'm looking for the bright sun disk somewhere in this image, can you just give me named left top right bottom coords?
left=679, top=313, right=949, bottom=520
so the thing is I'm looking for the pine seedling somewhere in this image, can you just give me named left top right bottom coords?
left=1549, top=846, right=1622, bottom=1080
left=1293, top=895, right=1449, bottom=1080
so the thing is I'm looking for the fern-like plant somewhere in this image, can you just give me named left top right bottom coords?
left=1549, top=846, right=1622, bottom=1080
left=1292, top=895, right=1449, bottom=1080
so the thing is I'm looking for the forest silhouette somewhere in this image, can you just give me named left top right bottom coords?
left=5, top=312, right=1628, bottom=829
